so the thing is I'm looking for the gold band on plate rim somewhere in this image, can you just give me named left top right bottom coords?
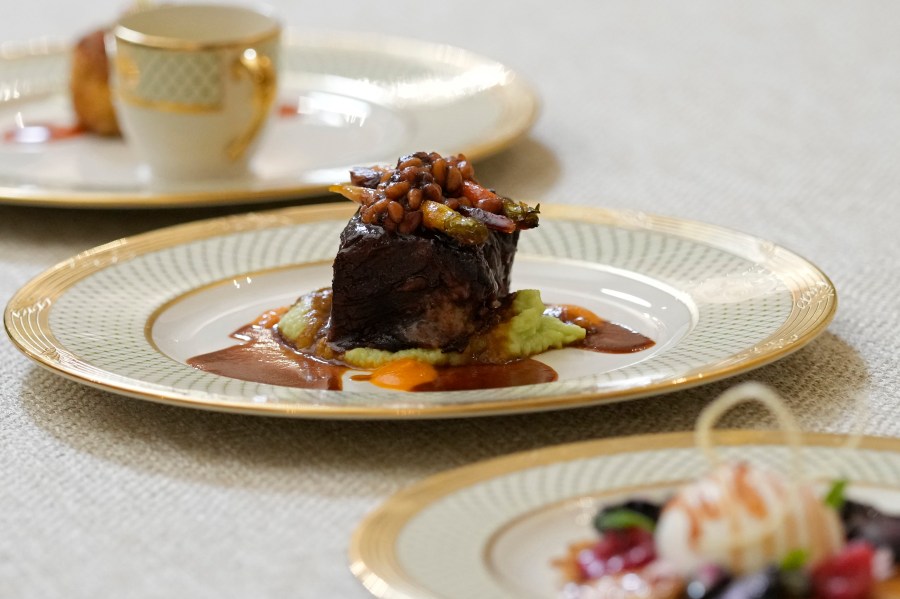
left=3, top=203, right=837, bottom=419
left=348, top=430, right=900, bottom=599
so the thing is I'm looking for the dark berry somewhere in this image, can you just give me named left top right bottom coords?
left=718, top=566, right=783, bottom=599
left=575, top=527, right=656, bottom=580
left=842, top=500, right=900, bottom=559
left=684, top=564, right=731, bottom=598
left=592, top=499, right=662, bottom=534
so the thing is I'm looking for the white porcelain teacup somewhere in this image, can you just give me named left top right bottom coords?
left=110, top=4, right=280, bottom=181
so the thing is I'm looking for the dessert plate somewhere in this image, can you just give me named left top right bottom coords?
left=4, top=203, right=835, bottom=418
left=349, top=431, right=900, bottom=598
left=0, top=30, right=537, bottom=208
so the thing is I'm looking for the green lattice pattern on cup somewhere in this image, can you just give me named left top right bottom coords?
left=122, top=44, right=222, bottom=109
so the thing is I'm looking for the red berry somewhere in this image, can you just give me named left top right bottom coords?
left=811, top=542, right=875, bottom=599
left=576, top=527, right=657, bottom=581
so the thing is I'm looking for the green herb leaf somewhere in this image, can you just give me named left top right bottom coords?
left=823, top=479, right=848, bottom=510
left=780, top=548, right=809, bottom=571
left=593, top=508, right=656, bottom=533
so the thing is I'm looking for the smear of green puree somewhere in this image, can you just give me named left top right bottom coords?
left=279, top=289, right=585, bottom=368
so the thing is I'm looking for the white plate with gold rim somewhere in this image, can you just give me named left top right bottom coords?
left=4, top=203, right=835, bottom=418
left=349, top=431, right=900, bottom=598
left=0, top=29, right=537, bottom=208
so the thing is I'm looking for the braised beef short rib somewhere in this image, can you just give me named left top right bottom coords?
left=328, top=212, right=519, bottom=352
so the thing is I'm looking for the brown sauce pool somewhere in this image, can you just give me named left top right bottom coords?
left=546, top=304, right=656, bottom=354
left=187, top=309, right=347, bottom=390
left=188, top=301, right=655, bottom=392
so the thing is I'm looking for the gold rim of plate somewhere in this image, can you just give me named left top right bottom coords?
left=4, top=203, right=836, bottom=418
left=348, top=430, right=900, bottom=599
left=0, top=31, right=539, bottom=208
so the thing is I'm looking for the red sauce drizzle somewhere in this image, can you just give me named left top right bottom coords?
left=4, top=123, right=85, bottom=144
left=277, top=102, right=303, bottom=118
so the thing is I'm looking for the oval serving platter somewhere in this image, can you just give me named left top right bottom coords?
left=4, top=203, right=835, bottom=418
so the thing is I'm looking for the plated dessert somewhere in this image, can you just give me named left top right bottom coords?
left=348, top=387, right=900, bottom=597
left=554, top=384, right=900, bottom=599
left=187, top=151, right=655, bottom=392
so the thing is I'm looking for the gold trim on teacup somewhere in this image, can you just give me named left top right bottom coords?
left=226, top=49, right=277, bottom=160
left=117, top=92, right=223, bottom=114
left=113, top=26, right=280, bottom=53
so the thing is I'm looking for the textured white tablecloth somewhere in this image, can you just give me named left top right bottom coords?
left=2, top=2, right=899, bottom=597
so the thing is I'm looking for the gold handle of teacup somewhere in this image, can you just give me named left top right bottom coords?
left=226, top=49, right=276, bottom=161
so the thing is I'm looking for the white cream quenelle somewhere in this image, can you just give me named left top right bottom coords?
left=654, top=461, right=845, bottom=575
left=654, top=382, right=847, bottom=576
